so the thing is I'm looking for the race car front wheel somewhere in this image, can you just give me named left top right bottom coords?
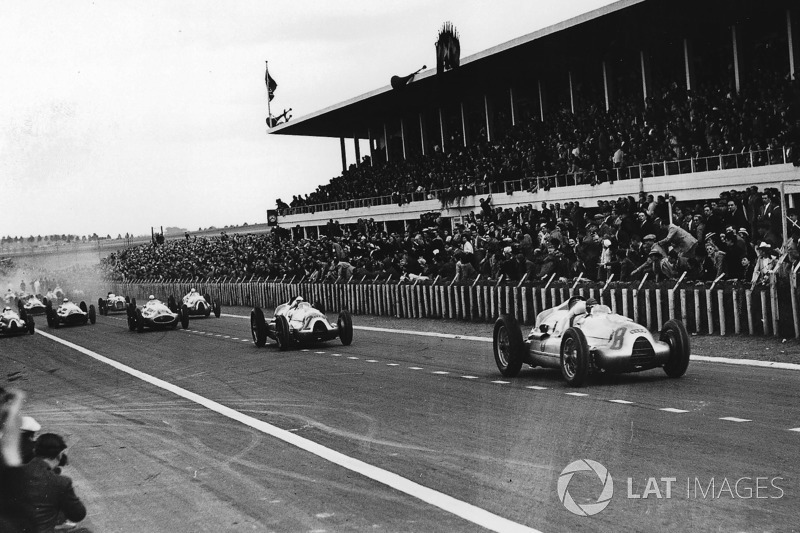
left=180, top=307, right=190, bottom=329
left=251, top=307, right=267, bottom=347
left=661, top=319, right=690, bottom=378
left=275, top=315, right=290, bottom=351
left=561, top=327, right=589, bottom=387
left=337, top=310, right=353, bottom=346
left=89, top=305, right=96, bottom=324
left=493, top=315, right=523, bottom=377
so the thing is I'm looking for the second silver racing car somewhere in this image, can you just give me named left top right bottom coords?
left=250, top=296, right=353, bottom=350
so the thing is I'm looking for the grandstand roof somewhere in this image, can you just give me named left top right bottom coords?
left=270, top=0, right=646, bottom=139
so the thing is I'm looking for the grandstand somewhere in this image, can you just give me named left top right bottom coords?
left=271, top=0, right=799, bottom=236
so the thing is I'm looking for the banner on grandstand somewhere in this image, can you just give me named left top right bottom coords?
left=267, top=209, right=279, bottom=226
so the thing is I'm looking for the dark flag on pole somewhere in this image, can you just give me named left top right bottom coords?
left=265, top=67, right=277, bottom=101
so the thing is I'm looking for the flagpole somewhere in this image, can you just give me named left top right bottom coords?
left=265, top=60, right=272, bottom=126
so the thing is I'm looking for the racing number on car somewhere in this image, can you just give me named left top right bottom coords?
left=610, top=327, right=626, bottom=350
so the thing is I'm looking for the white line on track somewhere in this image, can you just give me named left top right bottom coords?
left=565, top=392, right=588, bottom=397
left=34, top=328, right=542, bottom=533
left=790, top=428, right=800, bottom=433
left=219, top=313, right=800, bottom=371
left=719, top=417, right=751, bottom=423
left=608, top=400, right=634, bottom=405
left=661, top=408, right=689, bottom=413
left=526, top=386, right=548, bottom=390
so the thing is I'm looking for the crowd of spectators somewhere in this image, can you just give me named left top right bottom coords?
left=103, top=186, right=799, bottom=288
left=280, top=73, right=799, bottom=212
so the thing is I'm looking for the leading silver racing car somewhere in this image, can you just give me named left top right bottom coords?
left=251, top=297, right=353, bottom=350
left=17, top=294, right=47, bottom=316
left=493, top=295, right=690, bottom=387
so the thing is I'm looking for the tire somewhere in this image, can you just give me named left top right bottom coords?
left=27, top=316, right=35, bottom=335
left=560, top=327, right=590, bottom=387
left=661, top=319, right=691, bottom=378
left=19, top=308, right=27, bottom=322
left=127, top=314, right=136, bottom=331
left=274, top=314, right=290, bottom=351
left=204, top=294, right=212, bottom=316
left=131, top=298, right=137, bottom=308
left=251, top=307, right=267, bottom=347
left=180, top=308, right=189, bottom=329
left=42, top=297, right=49, bottom=307
left=125, top=296, right=130, bottom=304
left=98, top=298, right=105, bottom=316
left=89, top=305, right=96, bottom=325
left=214, top=300, right=221, bottom=318
left=493, top=315, right=524, bottom=377
left=136, top=308, right=144, bottom=333
left=337, top=310, right=353, bottom=346
left=79, top=301, right=88, bottom=313
left=167, top=296, right=177, bottom=313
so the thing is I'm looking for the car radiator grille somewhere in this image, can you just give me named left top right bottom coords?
left=631, top=337, right=655, bottom=366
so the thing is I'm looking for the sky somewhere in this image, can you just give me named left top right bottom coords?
left=1, top=0, right=618, bottom=239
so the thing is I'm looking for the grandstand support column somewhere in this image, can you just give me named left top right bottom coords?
left=683, top=38, right=693, bottom=91
left=568, top=71, right=575, bottom=114
left=639, top=50, right=649, bottom=102
left=340, top=137, right=346, bottom=172
left=354, top=138, right=361, bottom=166
left=400, top=118, right=407, bottom=160
left=383, top=123, right=389, bottom=162
left=460, top=102, right=467, bottom=147
left=789, top=10, right=796, bottom=80
left=438, top=108, right=446, bottom=153
left=509, top=87, right=516, bottom=127
left=602, top=61, right=610, bottom=112
left=484, top=94, right=492, bottom=143
left=538, top=80, right=545, bottom=121
left=731, top=25, right=741, bottom=93
left=368, top=128, right=375, bottom=166
left=419, top=113, right=426, bottom=156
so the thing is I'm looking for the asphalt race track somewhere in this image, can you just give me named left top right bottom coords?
left=2, top=308, right=798, bottom=532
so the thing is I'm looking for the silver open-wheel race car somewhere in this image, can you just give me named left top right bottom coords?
left=17, top=294, right=47, bottom=316
left=168, top=290, right=221, bottom=319
left=493, top=295, right=690, bottom=387
left=45, top=299, right=96, bottom=328
left=250, top=297, right=353, bottom=350
left=98, top=293, right=130, bottom=315
left=1, top=306, right=35, bottom=336
left=127, top=297, right=189, bottom=332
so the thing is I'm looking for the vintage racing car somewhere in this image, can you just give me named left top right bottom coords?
left=127, top=296, right=189, bottom=332
left=45, top=299, right=97, bottom=328
left=98, top=293, right=131, bottom=315
left=492, top=295, right=690, bottom=387
left=169, top=289, right=221, bottom=319
left=17, top=294, right=47, bottom=316
left=0, top=306, right=35, bottom=336
left=250, top=297, right=353, bottom=350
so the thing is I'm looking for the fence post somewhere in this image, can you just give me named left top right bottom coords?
left=717, top=290, right=726, bottom=336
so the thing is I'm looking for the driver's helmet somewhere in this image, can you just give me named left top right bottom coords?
left=190, top=288, right=196, bottom=294
left=2, top=306, right=11, bottom=313
left=108, top=292, right=114, bottom=297
left=585, top=297, right=598, bottom=313
left=148, top=295, right=155, bottom=301
left=62, top=298, right=69, bottom=303
left=290, top=296, right=304, bottom=307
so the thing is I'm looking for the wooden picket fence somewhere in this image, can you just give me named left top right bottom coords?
left=110, top=273, right=800, bottom=338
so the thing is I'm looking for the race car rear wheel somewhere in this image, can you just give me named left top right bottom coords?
left=127, top=314, right=136, bottom=331
left=168, top=296, right=178, bottom=313
left=180, top=306, right=190, bottom=329
left=275, top=315, right=290, bottom=351
left=337, top=310, right=353, bottom=346
left=561, top=327, right=590, bottom=387
left=131, top=298, right=137, bottom=308
left=89, top=305, right=96, bottom=324
left=214, top=300, right=221, bottom=318
left=79, top=301, right=88, bottom=313
left=493, top=315, right=523, bottom=377
left=98, top=298, right=106, bottom=316
left=27, top=316, right=35, bottom=335
left=135, top=308, right=144, bottom=333
left=204, top=294, right=212, bottom=317
left=661, top=319, right=690, bottom=378
left=251, top=307, right=268, bottom=347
